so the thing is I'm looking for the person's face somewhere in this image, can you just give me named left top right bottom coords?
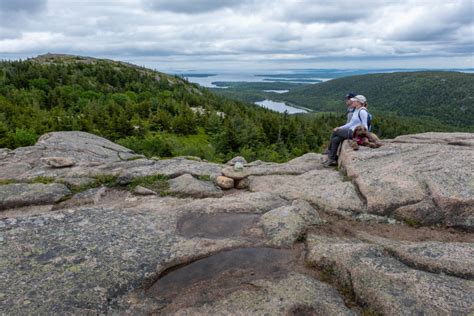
left=352, top=101, right=362, bottom=108
left=345, top=98, right=353, bottom=107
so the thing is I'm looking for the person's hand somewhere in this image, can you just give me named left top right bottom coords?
left=333, top=127, right=340, bottom=131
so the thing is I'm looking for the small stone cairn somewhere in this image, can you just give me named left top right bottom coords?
left=215, top=156, right=250, bottom=190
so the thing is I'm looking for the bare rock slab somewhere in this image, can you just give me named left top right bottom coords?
left=261, top=200, right=322, bottom=247
left=178, top=191, right=289, bottom=214
left=0, top=206, right=248, bottom=314
left=169, top=174, right=223, bottom=198
left=0, top=183, right=71, bottom=210
left=339, top=132, right=474, bottom=230
left=249, top=169, right=365, bottom=215
left=173, top=272, right=354, bottom=316
left=355, top=232, right=474, bottom=279
left=306, top=234, right=474, bottom=315
left=222, top=152, right=324, bottom=180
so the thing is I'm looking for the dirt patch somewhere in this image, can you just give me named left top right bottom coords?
left=313, top=212, right=474, bottom=243
left=176, top=213, right=263, bottom=239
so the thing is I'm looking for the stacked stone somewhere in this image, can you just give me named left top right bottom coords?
left=215, top=156, right=249, bottom=190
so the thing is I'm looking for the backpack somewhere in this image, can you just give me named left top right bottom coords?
left=358, top=108, right=373, bottom=132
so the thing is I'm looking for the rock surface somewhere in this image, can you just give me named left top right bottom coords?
left=261, top=200, right=322, bottom=247
left=338, top=132, right=474, bottom=230
left=133, top=185, right=157, bottom=196
left=0, top=131, right=473, bottom=315
left=0, top=131, right=221, bottom=182
left=168, top=174, right=224, bottom=198
left=215, top=175, right=234, bottom=189
left=0, top=183, right=71, bottom=210
left=171, top=273, right=354, bottom=316
left=249, top=169, right=365, bottom=215
left=42, top=156, right=75, bottom=168
left=306, top=234, right=474, bottom=315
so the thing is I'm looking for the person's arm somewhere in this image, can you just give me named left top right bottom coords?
left=337, top=109, right=359, bottom=130
left=358, top=109, right=368, bottom=130
left=337, top=121, right=352, bottom=130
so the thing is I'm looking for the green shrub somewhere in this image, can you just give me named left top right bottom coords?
left=9, top=128, right=38, bottom=148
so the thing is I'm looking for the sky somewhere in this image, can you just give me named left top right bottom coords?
left=0, top=0, right=473, bottom=71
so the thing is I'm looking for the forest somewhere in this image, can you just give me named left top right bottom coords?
left=0, top=56, right=468, bottom=163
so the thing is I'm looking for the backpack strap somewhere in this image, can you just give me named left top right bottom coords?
left=357, top=107, right=368, bottom=124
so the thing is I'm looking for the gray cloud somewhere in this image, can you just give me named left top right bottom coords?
left=0, top=0, right=47, bottom=13
left=0, top=0, right=47, bottom=31
left=271, top=0, right=392, bottom=24
left=386, top=0, right=473, bottom=42
left=0, top=0, right=472, bottom=70
left=143, top=0, right=245, bottom=14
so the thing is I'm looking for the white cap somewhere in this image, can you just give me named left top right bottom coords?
left=350, top=95, right=367, bottom=104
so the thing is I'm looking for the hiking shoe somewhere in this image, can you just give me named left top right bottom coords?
left=322, top=159, right=338, bottom=167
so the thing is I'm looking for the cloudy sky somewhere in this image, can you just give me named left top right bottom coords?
left=0, top=0, right=472, bottom=71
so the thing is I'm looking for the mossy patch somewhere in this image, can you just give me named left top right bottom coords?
left=361, top=306, right=382, bottom=316
left=30, top=176, right=55, bottom=184
left=69, top=175, right=119, bottom=194
left=404, top=218, right=421, bottom=228
left=197, top=174, right=211, bottom=181
left=128, top=175, right=169, bottom=196
left=0, top=179, right=16, bottom=185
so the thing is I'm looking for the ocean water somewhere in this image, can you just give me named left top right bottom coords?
left=177, top=68, right=474, bottom=88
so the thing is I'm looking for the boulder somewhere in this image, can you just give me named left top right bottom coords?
left=0, top=183, right=71, bottom=210
left=226, top=156, right=247, bottom=166
left=42, top=157, right=75, bottom=168
left=261, top=200, right=322, bottom=247
left=215, top=175, right=234, bottom=190
left=339, top=132, right=474, bottom=230
left=133, top=185, right=157, bottom=196
left=306, top=234, right=474, bottom=315
left=235, top=177, right=250, bottom=189
left=169, top=174, right=223, bottom=198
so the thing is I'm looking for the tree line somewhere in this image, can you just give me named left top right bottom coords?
left=1, top=58, right=465, bottom=163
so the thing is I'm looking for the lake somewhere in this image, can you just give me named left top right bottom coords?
left=254, top=100, right=307, bottom=114
left=263, top=90, right=289, bottom=94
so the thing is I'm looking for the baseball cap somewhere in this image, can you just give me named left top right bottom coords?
left=350, top=95, right=367, bottom=104
left=345, top=92, right=356, bottom=99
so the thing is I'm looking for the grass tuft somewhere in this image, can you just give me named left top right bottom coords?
left=30, top=176, right=55, bottom=184
left=128, top=174, right=169, bottom=195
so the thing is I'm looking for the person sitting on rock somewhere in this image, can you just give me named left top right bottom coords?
left=322, top=95, right=368, bottom=167
left=323, top=92, right=357, bottom=155
left=344, top=92, right=357, bottom=123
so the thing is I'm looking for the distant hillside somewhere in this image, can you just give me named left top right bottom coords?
left=278, top=71, right=474, bottom=129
